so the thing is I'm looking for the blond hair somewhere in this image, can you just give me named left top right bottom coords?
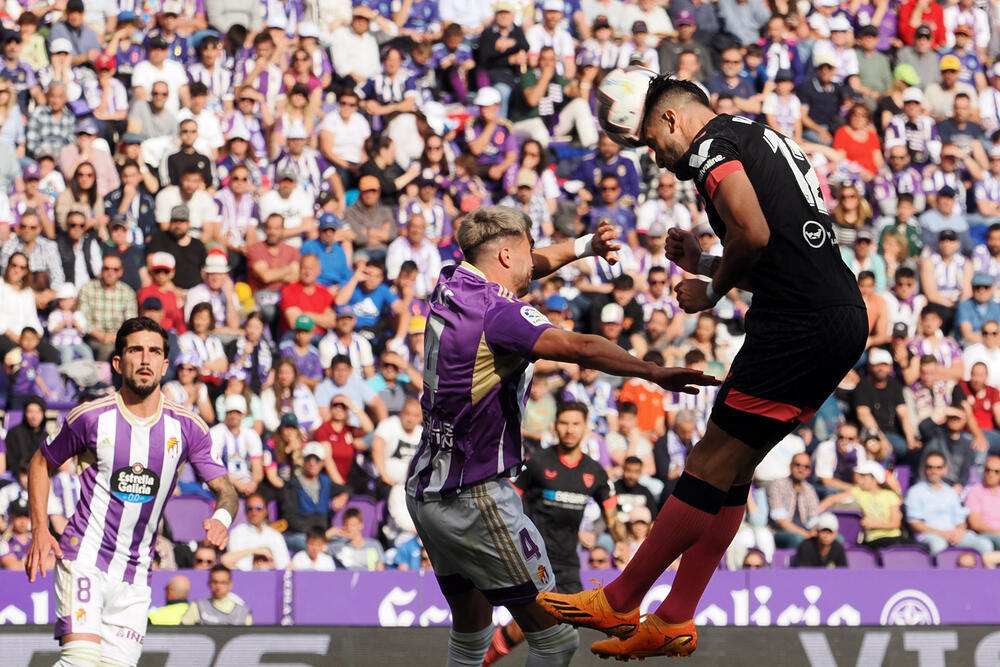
left=457, top=205, right=532, bottom=262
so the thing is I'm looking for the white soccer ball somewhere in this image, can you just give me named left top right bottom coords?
left=597, top=66, right=658, bottom=148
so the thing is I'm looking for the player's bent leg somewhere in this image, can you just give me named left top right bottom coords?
left=508, top=601, right=579, bottom=667
left=54, top=639, right=102, bottom=667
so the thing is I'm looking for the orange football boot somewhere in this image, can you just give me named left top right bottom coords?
left=535, top=587, right=640, bottom=638
left=590, top=615, right=697, bottom=661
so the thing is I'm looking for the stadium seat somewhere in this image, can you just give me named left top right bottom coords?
left=845, top=547, right=880, bottom=569
left=232, top=499, right=248, bottom=528
left=833, top=510, right=863, bottom=545
left=268, top=500, right=279, bottom=523
left=331, top=496, right=380, bottom=538
left=163, top=496, right=214, bottom=542
left=579, top=550, right=588, bottom=570
left=894, top=467, right=911, bottom=496
left=772, top=548, right=795, bottom=568
left=37, top=363, right=78, bottom=410
left=934, top=548, right=983, bottom=568
left=879, top=546, right=933, bottom=569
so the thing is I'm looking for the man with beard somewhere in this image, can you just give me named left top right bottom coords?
left=26, top=317, right=237, bottom=667
left=405, top=207, right=717, bottom=666
left=145, top=205, right=208, bottom=290
left=484, top=401, right=623, bottom=664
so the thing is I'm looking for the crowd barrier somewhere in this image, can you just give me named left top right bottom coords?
left=1, top=568, right=998, bottom=628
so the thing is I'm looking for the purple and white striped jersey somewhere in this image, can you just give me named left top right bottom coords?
left=41, top=394, right=226, bottom=584
left=406, top=263, right=555, bottom=501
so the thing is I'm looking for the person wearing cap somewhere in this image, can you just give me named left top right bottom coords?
left=25, top=82, right=76, bottom=160
left=856, top=345, right=921, bottom=461
left=955, top=272, right=1000, bottom=344
left=872, top=140, right=927, bottom=217
left=270, top=122, right=345, bottom=205
left=300, top=212, right=354, bottom=289
left=385, top=213, right=442, bottom=299
left=278, top=314, right=325, bottom=389
left=316, top=305, right=377, bottom=380
left=90, top=52, right=129, bottom=132
left=9, top=164, right=54, bottom=236
left=183, top=252, right=242, bottom=338
left=897, top=24, right=943, bottom=88
left=658, top=10, right=712, bottom=82
left=146, top=1, right=191, bottom=64
left=130, top=35, right=188, bottom=114
left=572, top=132, right=642, bottom=204
left=259, top=164, right=318, bottom=250
left=498, top=167, right=552, bottom=237
left=464, top=85, right=520, bottom=194
left=821, top=458, right=909, bottom=548
left=924, top=179, right=975, bottom=252
left=946, top=22, right=986, bottom=88
left=923, top=55, right=979, bottom=121
left=137, top=252, right=188, bottom=334
left=705, top=46, right=761, bottom=115
left=811, top=15, right=862, bottom=89
left=46, top=282, right=92, bottom=365
left=154, top=164, right=219, bottom=242
left=58, top=117, right=121, bottom=199
left=477, top=2, right=530, bottom=118
left=840, top=226, right=888, bottom=293
left=796, top=50, right=849, bottom=145
left=0, top=497, right=42, bottom=571
left=145, top=202, right=209, bottom=290
left=789, top=511, right=847, bottom=568
left=48, top=0, right=102, bottom=65
left=208, top=392, right=265, bottom=497
left=919, top=228, right=974, bottom=318
left=1, top=28, right=43, bottom=115
left=329, top=5, right=381, bottom=93
left=525, top=0, right=577, bottom=78
left=855, top=24, right=893, bottom=97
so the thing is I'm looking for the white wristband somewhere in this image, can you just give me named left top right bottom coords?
left=211, top=508, right=233, bottom=530
left=705, top=281, right=722, bottom=305
left=574, top=233, right=595, bottom=258
left=698, top=252, right=717, bottom=277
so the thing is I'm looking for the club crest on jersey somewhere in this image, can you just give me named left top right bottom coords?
left=537, top=565, right=549, bottom=584
left=111, top=463, right=160, bottom=504
left=75, top=609, right=86, bottom=623
left=166, top=436, right=180, bottom=456
left=583, top=473, right=595, bottom=488
left=520, top=305, right=549, bottom=327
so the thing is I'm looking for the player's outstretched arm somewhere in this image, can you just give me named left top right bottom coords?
left=674, top=170, right=768, bottom=313
left=532, top=328, right=720, bottom=394
left=25, top=450, right=62, bottom=582
left=530, top=219, right=620, bottom=279
left=203, top=475, right=239, bottom=551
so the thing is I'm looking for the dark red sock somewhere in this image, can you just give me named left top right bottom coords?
left=604, top=473, right=726, bottom=613
left=655, top=483, right=751, bottom=624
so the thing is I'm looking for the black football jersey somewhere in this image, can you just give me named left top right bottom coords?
left=673, top=114, right=865, bottom=312
left=516, top=447, right=616, bottom=570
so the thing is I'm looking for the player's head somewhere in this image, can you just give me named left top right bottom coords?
left=113, top=317, right=170, bottom=399
left=457, top=206, right=534, bottom=297
left=555, top=401, right=589, bottom=450
left=641, top=75, right=712, bottom=171
left=208, top=564, right=232, bottom=600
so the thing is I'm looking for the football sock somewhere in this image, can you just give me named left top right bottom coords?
left=655, top=483, right=751, bottom=624
left=446, top=625, right=495, bottom=667
left=524, top=622, right=580, bottom=667
left=604, top=472, right=726, bottom=613
left=55, top=640, right=101, bottom=666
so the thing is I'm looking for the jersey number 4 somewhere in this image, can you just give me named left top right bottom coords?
left=760, top=128, right=829, bottom=217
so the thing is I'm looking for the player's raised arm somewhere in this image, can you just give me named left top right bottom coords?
left=674, top=169, right=769, bottom=313
left=531, top=219, right=621, bottom=279
left=25, top=450, right=62, bottom=582
left=531, top=327, right=720, bottom=395
left=203, top=475, right=239, bottom=551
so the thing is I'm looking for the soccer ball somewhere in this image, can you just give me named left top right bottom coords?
left=597, top=66, right=658, bottom=148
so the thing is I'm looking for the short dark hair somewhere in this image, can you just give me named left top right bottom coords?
left=306, top=526, right=327, bottom=542
left=114, top=316, right=170, bottom=360
left=556, top=401, right=589, bottom=419
left=330, top=354, right=352, bottom=368
left=181, top=163, right=204, bottom=178
left=989, top=222, right=1000, bottom=234
left=896, top=266, right=916, bottom=280
left=919, top=354, right=938, bottom=366
left=618, top=401, right=638, bottom=416
left=344, top=508, right=362, bottom=523
left=643, top=75, right=711, bottom=136
left=642, top=350, right=664, bottom=365
left=210, top=563, right=231, bottom=577
left=611, top=274, right=634, bottom=290
left=188, top=302, right=215, bottom=332
left=858, top=270, right=876, bottom=283
left=624, top=456, right=643, bottom=467
left=188, top=81, right=208, bottom=98
left=684, top=348, right=707, bottom=366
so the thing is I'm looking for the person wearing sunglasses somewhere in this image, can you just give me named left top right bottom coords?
left=905, top=451, right=993, bottom=555
left=966, top=454, right=1000, bottom=550
left=319, top=89, right=370, bottom=190
left=223, top=492, right=290, bottom=571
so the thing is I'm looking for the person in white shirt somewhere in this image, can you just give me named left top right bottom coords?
left=131, top=36, right=189, bottom=115
left=319, top=89, right=371, bottom=185
left=330, top=7, right=381, bottom=90
left=259, top=168, right=318, bottom=248
left=964, top=319, right=1000, bottom=385
left=154, top=165, right=220, bottom=239
left=209, top=394, right=264, bottom=496
left=371, top=397, right=423, bottom=487
left=176, top=82, right=225, bottom=157
left=290, top=526, right=337, bottom=571
left=385, top=213, right=441, bottom=299
left=526, top=0, right=577, bottom=78
left=636, top=172, right=692, bottom=235
left=225, top=493, right=292, bottom=571
left=812, top=422, right=868, bottom=494
left=621, top=0, right=673, bottom=47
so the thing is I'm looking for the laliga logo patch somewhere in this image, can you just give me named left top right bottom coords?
left=111, top=463, right=160, bottom=504
left=520, top=305, right=550, bottom=327
left=802, top=220, right=826, bottom=249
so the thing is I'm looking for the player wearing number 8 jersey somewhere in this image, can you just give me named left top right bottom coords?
left=25, top=317, right=238, bottom=667
left=404, top=206, right=718, bottom=666
left=537, top=77, right=868, bottom=659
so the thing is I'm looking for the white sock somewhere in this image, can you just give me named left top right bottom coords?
left=524, top=623, right=579, bottom=667
left=446, top=625, right=495, bottom=667
left=55, top=640, right=101, bottom=667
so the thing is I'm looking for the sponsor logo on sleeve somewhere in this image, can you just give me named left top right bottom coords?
left=520, top=305, right=550, bottom=327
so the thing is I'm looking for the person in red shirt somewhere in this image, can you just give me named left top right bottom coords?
left=313, top=393, right=375, bottom=486
left=279, top=254, right=337, bottom=336
left=619, top=351, right=669, bottom=437
left=136, top=251, right=187, bottom=333
left=898, top=3, right=946, bottom=47
left=961, top=361, right=1000, bottom=455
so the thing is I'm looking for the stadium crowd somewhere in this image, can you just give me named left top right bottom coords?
left=2, top=0, right=1000, bottom=584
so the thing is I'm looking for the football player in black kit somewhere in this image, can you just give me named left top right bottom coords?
left=484, top=401, right=623, bottom=664
left=538, top=76, right=868, bottom=659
